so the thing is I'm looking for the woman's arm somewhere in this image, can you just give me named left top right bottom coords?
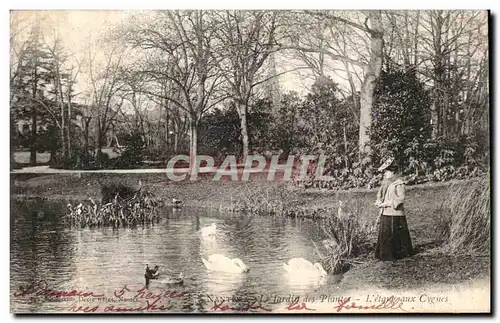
left=392, top=184, right=405, bottom=209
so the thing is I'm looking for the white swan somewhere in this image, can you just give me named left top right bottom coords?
left=283, top=258, right=328, bottom=277
left=202, top=254, right=249, bottom=274
left=201, top=223, right=217, bottom=237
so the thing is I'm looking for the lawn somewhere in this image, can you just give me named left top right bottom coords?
left=13, top=151, right=51, bottom=164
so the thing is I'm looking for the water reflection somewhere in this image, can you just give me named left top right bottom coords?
left=284, top=272, right=328, bottom=291
left=204, top=271, right=246, bottom=295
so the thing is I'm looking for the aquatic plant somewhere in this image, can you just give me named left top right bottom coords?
left=65, top=188, right=162, bottom=228
left=312, top=197, right=377, bottom=274
left=436, top=175, right=490, bottom=255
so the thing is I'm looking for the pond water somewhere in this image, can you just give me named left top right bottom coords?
left=10, top=200, right=348, bottom=313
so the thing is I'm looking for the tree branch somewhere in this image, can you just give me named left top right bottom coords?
left=282, top=45, right=367, bottom=68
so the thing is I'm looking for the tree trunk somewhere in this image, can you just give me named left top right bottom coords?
left=165, top=103, right=170, bottom=153
left=30, top=107, right=37, bottom=165
left=55, top=68, right=67, bottom=164
left=30, top=67, right=39, bottom=165
left=431, top=11, right=446, bottom=139
left=268, top=51, right=282, bottom=118
left=188, top=118, right=198, bottom=171
left=59, top=91, right=65, bottom=163
left=192, top=122, right=197, bottom=163
left=67, top=87, right=72, bottom=159
left=359, top=11, right=383, bottom=159
left=10, top=116, right=17, bottom=170
left=83, top=117, right=91, bottom=153
left=97, top=118, right=104, bottom=155
left=174, top=131, right=178, bottom=153
left=97, top=135, right=104, bottom=153
left=413, top=11, right=420, bottom=66
left=60, top=124, right=65, bottom=162
left=430, top=96, right=439, bottom=139
left=236, top=100, right=250, bottom=161
left=442, top=90, right=449, bottom=138
left=344, top=62, right=360, bottom=122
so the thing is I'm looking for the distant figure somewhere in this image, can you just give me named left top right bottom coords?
left=374, top=157, right=413, bottom=261
left=337, top=200, right=345, bottom=218
left=36, top=210, right=45, bottom=220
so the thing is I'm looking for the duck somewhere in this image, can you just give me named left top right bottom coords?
left=145, top=264, right=159, bottom=281
left=144, top=265, right=183, bottom=285
left=200, top=223, right=217, bottom=237
left=172, top=198, right=183, bottom=208
left=283, top=258, right=328, bottom=277
left=202, top=254, right=249, bottom=274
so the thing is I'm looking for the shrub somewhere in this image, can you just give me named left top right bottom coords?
left=371, top=67, right=432, bottom=169
left=435, top=176, right=490, bottom=255
left=114, top=132, right=145, bottom=168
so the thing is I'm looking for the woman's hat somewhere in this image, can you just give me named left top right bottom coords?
left=377, top=157, right=395, bottom=172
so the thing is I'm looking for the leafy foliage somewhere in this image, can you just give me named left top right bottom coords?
left=371, top=67, right=432, bottom=169
left=114, top=132, right=146, bottom=168
left=198, top=105, right=242, bottom=160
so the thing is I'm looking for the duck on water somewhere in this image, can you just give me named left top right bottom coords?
left=144, top=264, right=184, bottom=286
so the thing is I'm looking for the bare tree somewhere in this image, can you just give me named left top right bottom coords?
left=124, top=10, right=226, bottom=167
left=417, top=10, right=487, bottom=138
left=86, top=37, right=127, bottom=155
left=288, top=11, right=384, bottom=159
left=211, top=10, right=284, bottom=160
left=45, top=34, right=71, bottom=162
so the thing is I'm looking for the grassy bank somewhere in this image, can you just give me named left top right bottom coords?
left=11, top=173, right=488, bottom=251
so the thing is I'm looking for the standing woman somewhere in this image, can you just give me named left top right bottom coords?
left=374, top=157, right=414, bottom=261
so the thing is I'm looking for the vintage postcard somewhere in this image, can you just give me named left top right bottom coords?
left=9, top=9, right=490, bottom=314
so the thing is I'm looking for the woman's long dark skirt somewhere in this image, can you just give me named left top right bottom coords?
left=375, top=215, right=414, bottom=261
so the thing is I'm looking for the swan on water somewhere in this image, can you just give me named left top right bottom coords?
left=202, top=254, right=249, bottom=274
left=283, top=258, right=328, bottom=277
left=200, top=223, right=217, bottom=237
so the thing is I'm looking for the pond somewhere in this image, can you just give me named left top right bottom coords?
left=10, top=199, right=349, bottom=313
